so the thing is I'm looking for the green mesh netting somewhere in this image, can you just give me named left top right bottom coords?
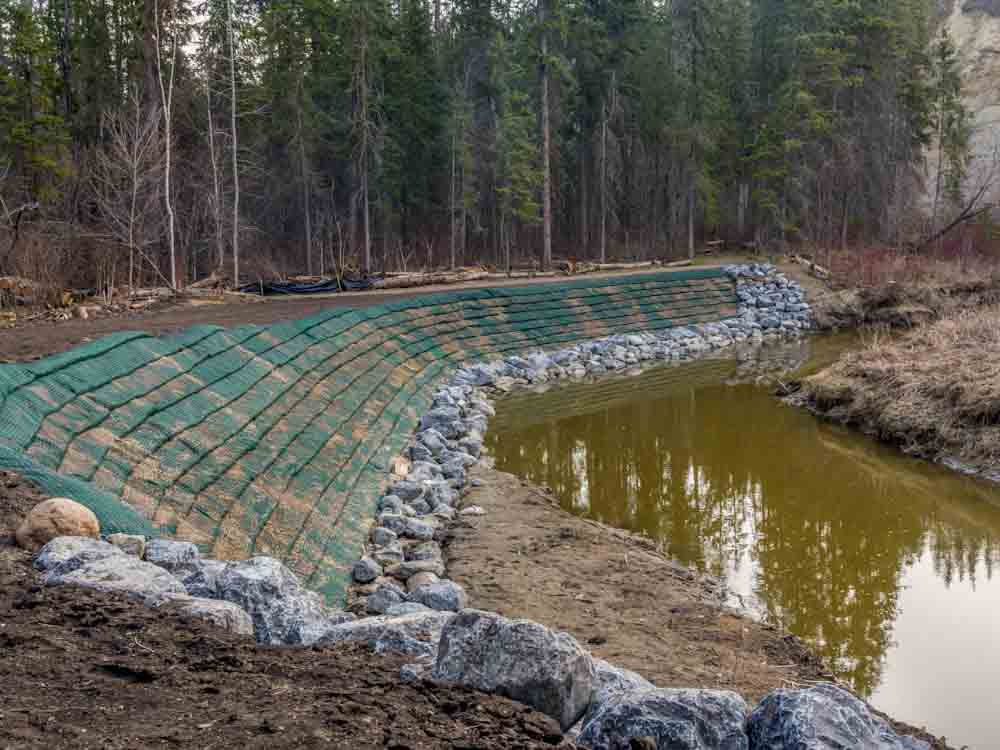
left=0, top=269, right=736, bottom=603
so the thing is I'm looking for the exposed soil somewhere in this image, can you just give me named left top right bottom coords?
left=0, top=265, right=721, bottom=364
left=0, top=471, right=574, bottom=750
left=445, top=465, right=951, bottom=750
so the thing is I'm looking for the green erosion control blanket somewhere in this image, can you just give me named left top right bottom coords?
left=0, top=269, right=735, bottom=603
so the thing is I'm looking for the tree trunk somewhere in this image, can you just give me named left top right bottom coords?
left=297, top=75, right=312, bottom=275
left=228, top=0, right=240, bottom=286
left=154, top=0, right=177, bottom=289
left=539, top=0, right=552, bottom=271
left=687, top=178, right=695, bottom=260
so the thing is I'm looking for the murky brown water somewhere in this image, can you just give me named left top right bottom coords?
left=487, top=336, right=1000, bottom=749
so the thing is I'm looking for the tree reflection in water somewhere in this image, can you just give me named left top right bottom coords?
left=487, top=354, right=1000, bottom=700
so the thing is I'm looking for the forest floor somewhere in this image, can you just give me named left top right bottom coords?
left=446, top=464, right=950, bottom=749
left=0, top=469, right=575, bottom=750
left=0, top=263, right=729, bottom=364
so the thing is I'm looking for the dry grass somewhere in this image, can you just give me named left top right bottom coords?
left=811, top=275, right=1000, bottom=330
left=799, top=306, right=1000, bottom=472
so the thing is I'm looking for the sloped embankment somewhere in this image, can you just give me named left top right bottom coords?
left=0, top=270, right=735, bottom=603
left=794, top=306, right=1000, bottom=478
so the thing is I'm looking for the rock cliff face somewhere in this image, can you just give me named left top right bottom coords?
left=941, top=0, right=1000, bottom=176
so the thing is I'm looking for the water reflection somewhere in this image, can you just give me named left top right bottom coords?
left=487, top=340, right=1000, bottom=747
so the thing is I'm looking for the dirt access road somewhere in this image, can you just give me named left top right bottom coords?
left=0, top=265, right=724, bottom=363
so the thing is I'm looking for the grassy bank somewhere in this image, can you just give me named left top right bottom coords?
left=794, top=306, right=1000, bottom=477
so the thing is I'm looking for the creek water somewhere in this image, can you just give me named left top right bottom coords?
left=486, top=335, right=1000, bottom=749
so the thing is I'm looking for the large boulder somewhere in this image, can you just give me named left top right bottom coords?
left=216, top=556, right=348, bottom=646
left=106, top=533, right=146, bottom=558
left=144, top=539, right=229, bottom=599
left=144, top=539, right=200, bottom=574
left=366, top=582, right=408, bottom=615
left=180, top=558, right=227, bottom=598
left=46, top=555, right=187, bottom=604
left=317, top=610, right=454, bottom=661
left=577, top=688, right=749, bottom=750
left=34, top=536, right=124, bottom=578
left=746, top=684, right=930, bottom=750
left=158, top=595, right=255, bottom=636
left=409, top=580, right=467, bottom=612
left=432, top=609, right=596, bottom=730
left=352, top=556, right=382, bottom=583
left=575, top=658, right=655, bottom=731
left=16, top=498, right=100, bottom=552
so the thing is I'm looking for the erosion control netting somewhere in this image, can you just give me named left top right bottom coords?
left=0, top=269, right=735, bottom=603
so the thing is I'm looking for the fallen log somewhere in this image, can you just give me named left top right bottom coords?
left=790, top=254, right=830, bottom=279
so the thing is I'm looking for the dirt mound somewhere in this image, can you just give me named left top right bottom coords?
left=0, top=472, right=573, bottom=750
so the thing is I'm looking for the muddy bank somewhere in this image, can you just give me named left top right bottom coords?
left=0, top=472, right=575, bottom=750
left=790, top=306, right=1000, bottom=480
left=444, top=465, right=949, bottom=749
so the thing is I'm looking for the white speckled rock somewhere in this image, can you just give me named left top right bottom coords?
left=746, top=684, right=929, bottom=750
left=106, top=533, right=146, bottom=558
left=317, top=611, right=455, bottom=661
left=45, top=555, right=187, bottom=604
left=409, top=580, right=467, bottom=612
left=578, top=687, right=749, bottom=750
left=433, top=609, right=595, bottom=730
left=158, top=594, right=255, bottom=636
left=34, top=536, right=124, bottom=578
left=216, top=556, right=348, bottom=645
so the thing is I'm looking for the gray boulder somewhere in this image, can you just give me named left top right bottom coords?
left=386, top=602, right=432, bottom=616
left=144, top=539, right=200, bottom=573
left=578, top=657, right=655, bottom=729
left=746, top=684, right=930, bottom=750
left=158, top=594, right=255, bottom=636
left=433, top=609, right=595, bottom=730
left=426, top=482, right=457, bottom=508
left=372, top=542, right=405, bottom=566
left=403, top=518, right=436, bottom=541
left=420, top=407, right=463, bottom=438
left=371, top=526, right=398, bottom=547
left=378, top=495, right=404, bottom=514
left=409, top=580, right=467, bottom=612
left=578, top=688, right=749, bottom=750
left=405, top=541, right=442, bottom=562
left=378, top=512, right=409, bottom=535
left=180, top=558, right=227, bottom=598
left=387, top=559, right=445, bottom=579
left=416, top=428, right=448, bottom=456
left=353, top=556, right=382, bottom=583
left=216, top=556, right=343, bottom=645
left=367, top=582, right=408, bottom=615
left=46, top=555, right=187, bottom=604
left=317, top=610, right=454, bottom=660
left=106, top=533, right=146, bottom=558
left=389, top=480, right=425, bottom=503
left=35, top=536, right=124, bottom=578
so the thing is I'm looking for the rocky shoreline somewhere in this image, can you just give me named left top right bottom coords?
left=13, top=264, right=937, bottom=748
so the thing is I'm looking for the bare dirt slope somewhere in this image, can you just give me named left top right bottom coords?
left=446, top=466, right=830, bottom=703
left=445, top=465, right=949, bottom=749
left=0, top=471, right=574, bottom=750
